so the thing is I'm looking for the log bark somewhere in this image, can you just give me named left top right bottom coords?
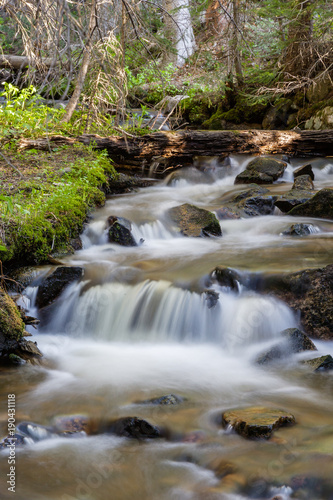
left=0, top=55, right=55, bottom=69
left=19, top=130, right=333, bottom=175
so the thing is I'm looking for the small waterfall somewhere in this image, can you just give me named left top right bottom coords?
left=43, top=279, right=297, bottom=350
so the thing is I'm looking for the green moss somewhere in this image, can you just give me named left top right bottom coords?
left=0, top=144, right=118, bottom=265
left=0, top=288, right=25, bottom=340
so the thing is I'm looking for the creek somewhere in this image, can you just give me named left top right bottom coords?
left=1, top=155, right=333, bottom=500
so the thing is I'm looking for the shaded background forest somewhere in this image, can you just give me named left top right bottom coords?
left=0, top=0, right=332, bottom=131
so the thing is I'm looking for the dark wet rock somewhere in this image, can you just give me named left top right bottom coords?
left=218, top=185, right=276, bottom=218
left=107, top=216, right=137, bottom=246
left=16, top=422, right=54, bottom=442
left=302, top=354, right=333, bottom=371
left=256, top=264, right=333, bottom=340
left=7, top=266, right=39, bottom=291
left=293, top=163, right=314, bottom=181
left=204, top=289, right=219, bottom=309
left=106, top=417, right=163, bottom=439
left=292, top=174, right=314, bottom=191
left=282, top=328, right=317, bottom=352
left=211, top=266, right=241, bottom=291
left=70, top=237, right=83, bottom=251
left=256, top=328, right=317, bottom=366
left=275, top=176, right=315, bottom=213
left=282, top=223, right=315, bottom=236
left=235, top=157, right=287, bottom=185
left=36, top=266, right=83, bottom=309
left=288, top=188, right=333, bottom=219
left=138, top=394, right=184, bottom=405
left=215, top=206, right=241, bottom=220
left=168, top=203, right=222, bottom=238
left=222, top=406, right=296, bottom=439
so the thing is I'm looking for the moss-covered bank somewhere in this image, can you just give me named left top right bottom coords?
left=0, top=143, right=118, bottom=267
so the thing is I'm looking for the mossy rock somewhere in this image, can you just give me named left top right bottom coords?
left=168, top=203, right=222, bottom=238
left=107, top=216, right=137, bottom=247
left=222, top=406, right=296, bottom=439
left=282, top=223, right=316, bottom=236
left=294, top=163, right=314, bottom=181
left=288, top=188, right=333, bottom=219
left=235, top=157, right=287, bottom=185
left=302, top=355, right=333, bottom=371
left=0, top=288, right=25, bottom=341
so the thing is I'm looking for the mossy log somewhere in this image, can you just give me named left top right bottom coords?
left=19, top=130, right=333, bottom=174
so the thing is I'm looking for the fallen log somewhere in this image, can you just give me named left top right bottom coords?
left=0, top=54, right=56, bottom=69
left=19, top=130, right=333, bottom=174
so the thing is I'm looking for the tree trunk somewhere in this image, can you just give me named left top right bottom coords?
left=0, top=55, right=55, bottom=69
left=61, top=0, right=97, bottom=123
left=19, top=130, right=333, bottom=174
left=284, top=0, right=313, bottom=75
left=231, top=0, right=243, bottom=86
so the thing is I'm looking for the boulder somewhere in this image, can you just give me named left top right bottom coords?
left=168, top=203, right=222, bottom=237
left=256, top=328, right=317, bottom=365
left=138, top=394, right=184, bottom=405
left=293, top=163, right=314, bottom=181
left=215, top=207, right=241, bottom=220
left=257, top=264, right=333, bottom=340
left=235, top=157, right=287, bottom=185
left=107, top=216, right=137, bottom=246
left=222, top=406, right=296, bottom=439
left=36, top=266, right=83, bottom=309
left=217, top=185, right=276, bottom=218
left=302, top=355, right=333, bottom=371
left=288, top=188, right=333, bottom=219
left=106, top=417, right=163, bottom=439
left=282, top=223, right=316, bottom=236
left=305, top=106, right=333, bottom=130
left=275, top=175, right=315, bottom=213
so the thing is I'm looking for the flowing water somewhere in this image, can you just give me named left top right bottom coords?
left=1, top=155, right=333, bottom=500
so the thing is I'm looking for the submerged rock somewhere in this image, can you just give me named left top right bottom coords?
left=168, top=203, right=222, bottom=237
left=53, top=415, right=89, bottom=434
left=282, top=223, right=316, bottom=236
left=217, top=185, right=276, bottom=218
left=107, top=216, right=137, bottom=246
left=302, top=355, right=333, bottom=371
left=235, top=157, right=287, bottom=185
left=211, top=266, right=241, bottom=290
left=106, top=417, right=163, bottom=439
left=293, top=163, right=314, bottom=180
left=288, top=188, right=333, bottom=219
left=222, top=406, right=296, bottom=439
left=256, top=264, right=333, bottom=340
left=138, top=394, right=184, bottom=405
left=36, top=266, right=83, bottom=309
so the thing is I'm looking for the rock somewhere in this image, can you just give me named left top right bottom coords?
left=305, top=106, right=333, bottom=130
left=222, top=406, right=296, bottom=439
left=292, top=174, right=314, bottom=191
left=7, top=266, right=39, bottom=291
left=293, top=163, right=314, bottom=181
left=138, top=394, right=184, bottom=405
left=302, top=355, right=333, bottom=371
left=204, top=289, right=219, bottom=309
left=0, top=434, right=26, bottom=449
left=0, top=288, right=41, bottom=365
left=288, top=188, right=333, bottom=219
left=36, top=266, right=83, bottom=309
left=235, top=157, right=287, bottom=185
left=256, top=328, right=316, bottom=365
left=282, top=328, right=317, bottom=352
left=53, top=415, right=89, bottom=434
left=256, top=264, right=333, bottom=340
left=215, top=207, right=241, bottom=220
left=282, top=223, right=315, bottom=236
left=262, top=99, right=296, bottom=130
left=107, top=216, right=137, bottom=246
left=275, top=175, right=315, bottom=213
left=168, top=203, right=222, bottom=237
left=218, top=185, right=276, bottom=218
left=211, top=266, right=241, bottom=290
left=107, top=173, right=155, bottom=194
left=106, top=417, right=163, bottom=439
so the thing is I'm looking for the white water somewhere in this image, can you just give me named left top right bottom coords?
left=2, top=154, right=333, bottom=500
